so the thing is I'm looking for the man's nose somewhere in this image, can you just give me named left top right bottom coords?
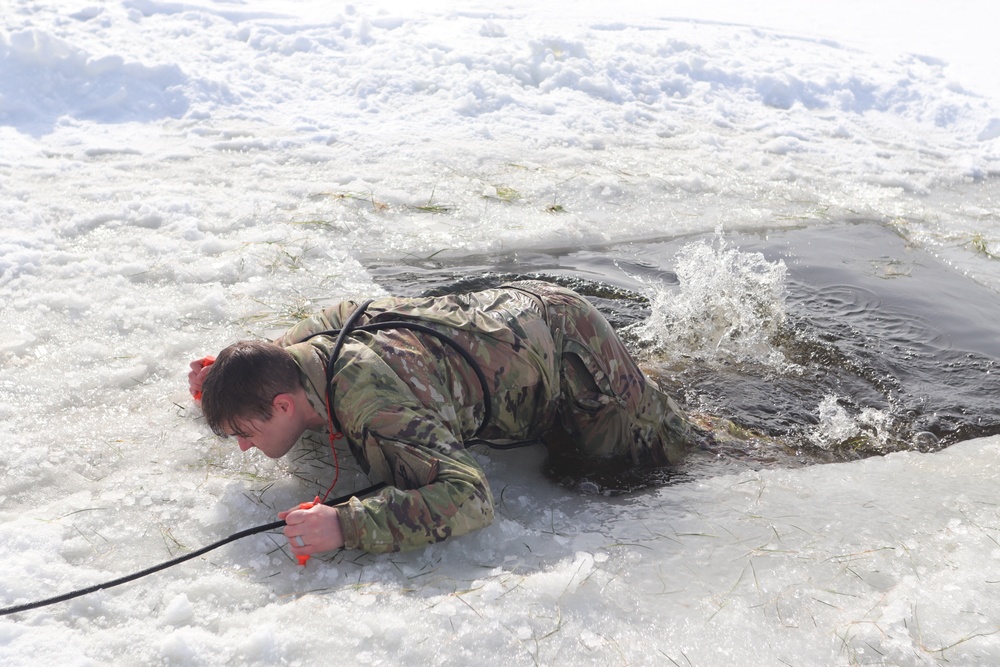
left=237, top=436, right=253, bottom=452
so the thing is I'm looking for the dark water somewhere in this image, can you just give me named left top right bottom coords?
left=370, top=220, right=1000, bottom=482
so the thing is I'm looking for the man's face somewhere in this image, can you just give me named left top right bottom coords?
left=229, top=409, right=302, bottom=459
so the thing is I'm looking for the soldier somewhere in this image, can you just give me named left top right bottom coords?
left=189, top=280, right=691, bottom=558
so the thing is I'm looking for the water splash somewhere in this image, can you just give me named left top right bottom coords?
left=631, top=231, right=789, bottom=368
left=809, top=395, right=896, bottom=451
left=807, top=394, right=943, bottom=456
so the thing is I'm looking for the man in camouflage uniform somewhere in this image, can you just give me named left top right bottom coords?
left=190, top=280, right=690, bottom=556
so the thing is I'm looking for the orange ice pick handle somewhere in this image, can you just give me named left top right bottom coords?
left=191, top=356, right=215, bottom=401
left=295, top=497, right=321, bottom=566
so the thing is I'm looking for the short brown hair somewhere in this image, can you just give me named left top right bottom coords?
left=201, top=340, right=302, bottom=437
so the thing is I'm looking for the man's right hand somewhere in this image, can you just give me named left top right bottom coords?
left=188, top=356, right=215, bottom=401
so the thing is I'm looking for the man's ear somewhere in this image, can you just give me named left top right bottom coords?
left=272, top=393, right=296, bottom=416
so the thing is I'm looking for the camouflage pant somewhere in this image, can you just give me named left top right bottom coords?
left=506, top=281, right=691, bottom=468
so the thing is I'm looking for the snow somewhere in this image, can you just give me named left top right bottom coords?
left=2, top=1, right=999, bottom=665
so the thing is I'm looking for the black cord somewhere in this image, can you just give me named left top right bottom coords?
left=0, top=482, right=386, bottom=617
left=351, top=321, right=494, bottom=438
left=304, top=317, right=494, bottom=438
left=314, top=299, right=375, bottom=433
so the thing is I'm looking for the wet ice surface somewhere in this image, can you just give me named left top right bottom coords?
left=6, top=434, right=1000, bottom=666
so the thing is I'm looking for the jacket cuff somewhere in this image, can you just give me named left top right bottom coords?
left=337, top=497, right=364, bottom=551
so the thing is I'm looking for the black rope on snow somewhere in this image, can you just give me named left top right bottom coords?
left=0, top=482, right=386, bottom=617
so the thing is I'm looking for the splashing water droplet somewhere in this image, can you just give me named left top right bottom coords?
left=632, top=231, right=789, bottom=369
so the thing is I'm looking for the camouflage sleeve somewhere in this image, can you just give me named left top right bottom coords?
left=336, top=405, right=495, bottom=554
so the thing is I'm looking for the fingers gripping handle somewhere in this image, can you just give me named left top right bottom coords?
left=295, top=496, right=321, bottom=566
left=191, top=356, right=215, bottom=401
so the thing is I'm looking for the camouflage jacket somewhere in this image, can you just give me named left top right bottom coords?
left=274, top=286, right=560, bottom=554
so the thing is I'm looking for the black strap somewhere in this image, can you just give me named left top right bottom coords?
left=304, top=313, right=494, bottom=439
left=318, top=300, right=375, bottom=433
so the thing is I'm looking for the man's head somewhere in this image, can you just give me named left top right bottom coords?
left=201, top=340, right=311, bottom=458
